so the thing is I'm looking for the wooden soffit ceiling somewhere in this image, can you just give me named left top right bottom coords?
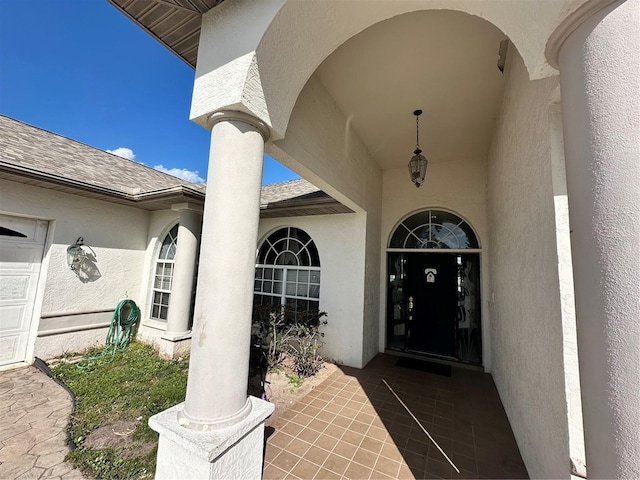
left=107, top=0, right=225, bottom=68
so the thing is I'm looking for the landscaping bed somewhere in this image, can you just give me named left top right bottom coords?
left=51, top=339, right=332, bottom=479
left=50, top=343, right=188, bottom=479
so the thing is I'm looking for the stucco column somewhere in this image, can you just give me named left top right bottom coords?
left=179, top=110, right=269, bottom=429
left=557, top=0, right=640, bottom=476
left=150, top=111, right=273, bottom=480
left=162, top=204, right=202, bottom=339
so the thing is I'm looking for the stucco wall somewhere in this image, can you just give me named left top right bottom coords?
left=0, top=180, right=150, bottom=359
left=361, top=211, right=381, bottom=366
left=267, top=72, right=384, bottom=367
left=258, top=214, right=368, bottom=368
left=380, top=156, right=491, bottom=368
left=192, top=0, right=590, bottom=135
left=486, top=49, right=574, bottom=478
left=268, top=74, right=382, bottom=215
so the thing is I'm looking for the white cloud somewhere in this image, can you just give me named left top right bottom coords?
left=106, top=147, right=136, bottom=161
left=153, top=165, right=205, bottom=184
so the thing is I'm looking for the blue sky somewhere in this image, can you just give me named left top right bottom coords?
left=0, top=0, right=299, bottom=185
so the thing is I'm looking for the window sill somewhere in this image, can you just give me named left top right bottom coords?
left=142, top=319, right=168, bottom=331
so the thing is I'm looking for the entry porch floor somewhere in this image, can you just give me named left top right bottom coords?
left=263, top=354, right=528, bottom=479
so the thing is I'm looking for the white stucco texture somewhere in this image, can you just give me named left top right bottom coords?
left=191, top=0, right=285, bottom=127
left=559, top=0, right=640, bottom=475
left=151, top=397, right=274, bottom=480
left=182, top=117, right=266, bottom=427
left=35, top=328, right=109, bottom=360
left=269, top=74, right=382, bottom=215
left=258, top=214, right=369, bottom=368
left=486, top=48, right=577, bottom=479
left=191, top=0, right=594, bottom=138
left=1, top=180, right=150, bottom=359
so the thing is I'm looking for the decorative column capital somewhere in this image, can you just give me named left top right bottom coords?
left=207, top=110, right=270, bottom=142
left=545, top=0, right=619, bottom=70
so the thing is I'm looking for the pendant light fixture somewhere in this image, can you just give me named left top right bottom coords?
left=408, top=109, right=428, bottom=188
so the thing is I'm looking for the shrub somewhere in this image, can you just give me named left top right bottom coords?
left=251, top=304, right=290, bottom=371
left=250, top=304, right=327, bottom=378
left=286, top=312, right=327, bottom=378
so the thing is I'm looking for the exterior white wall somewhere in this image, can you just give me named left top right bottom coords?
left=267, top=73, right=384, bottom=367
left=269, top=74, right=382, bottom=215
left=361, top=211, right=381, bottom=366
left=258, top=214, right=368, bottom=368
left=0, top=180, right=150, bottom=359
left=380, top=157, right=490, bottom=368
left=486, top=48, right=578, bottom=478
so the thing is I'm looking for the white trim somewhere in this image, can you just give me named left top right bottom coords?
left=38, top=322, right=111, bottom=337
left=149, top=223, right=179, bottom=323
left=254, top=227, right=321, bottom=312
left=545, top=0, right=618, bottom=69
left=387, top=248, right=483, bottom=254
left=40, top=308, right=113, bottom=318
left=142, top=318, right=170, bottom=331
left=207, top=110, right=271, bottom=142
left=387, top=207, right=482, bottom=250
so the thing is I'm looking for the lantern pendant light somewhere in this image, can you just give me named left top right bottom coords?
left=408, top=109, right=428, bottom=188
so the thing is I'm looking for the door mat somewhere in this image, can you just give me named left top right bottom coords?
left=395, top=356, right=452, bottom=377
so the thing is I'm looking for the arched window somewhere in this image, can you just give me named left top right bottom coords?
left=254, top=227, right=321, bottom=316
left=150, top=224, right=178, bottom=321
left=389, top=209, right=479, bottom=249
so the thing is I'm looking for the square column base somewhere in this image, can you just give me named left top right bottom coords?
left=158, top=332, right=192, bottom=359
left=149, top=397, right=274, bottom=480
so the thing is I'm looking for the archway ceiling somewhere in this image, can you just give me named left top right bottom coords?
left=315, top=10, right=507, bottom=171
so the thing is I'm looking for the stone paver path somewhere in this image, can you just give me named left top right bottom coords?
left=0, top=365, right=86, bottom=479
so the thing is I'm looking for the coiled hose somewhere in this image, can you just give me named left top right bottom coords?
left=77, top=299, right=140, bottom=369
left=105, top=299, right=140, bottom=353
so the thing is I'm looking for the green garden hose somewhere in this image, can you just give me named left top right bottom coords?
left=105, top=299, right=140, bottom=353
left=77, top=299, right=140, bottom=369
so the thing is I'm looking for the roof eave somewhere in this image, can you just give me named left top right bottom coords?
left=0, top=161, right=205, bottom=211
left=107, top=0, right=197, bottom=69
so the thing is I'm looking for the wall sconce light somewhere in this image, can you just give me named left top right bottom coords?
left=67, top=237, right=87, bottom=271
left=408, top=109, right=428, bottom=188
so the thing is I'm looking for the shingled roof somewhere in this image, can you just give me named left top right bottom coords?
left=259, top=179, right=352, bottom=218
left=0, top=115, right=199, bottom=195
left=0, top=115, right=352, bottom=216
left=260, top=179, right=320, bottom=206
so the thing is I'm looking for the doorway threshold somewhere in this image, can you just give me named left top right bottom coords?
left=384, top=349, right=484, bottom=372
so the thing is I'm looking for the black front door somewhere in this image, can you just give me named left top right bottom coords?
left=405, top=253, right=458, bottom=357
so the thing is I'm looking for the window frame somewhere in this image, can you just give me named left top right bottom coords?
left=254, top=227, right=321, bottom=315
left=150, top=224, right=178, bottom=321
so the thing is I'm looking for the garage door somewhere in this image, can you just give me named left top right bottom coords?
left=0, top=214, right=48, bottom=367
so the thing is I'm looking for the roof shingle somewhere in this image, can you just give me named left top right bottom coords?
left=0, top=115, right=198, bottom=195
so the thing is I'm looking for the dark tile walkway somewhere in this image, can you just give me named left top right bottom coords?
left=264, top=354, right=528, bottom=479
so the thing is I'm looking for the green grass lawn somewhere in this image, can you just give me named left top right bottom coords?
left=51, top=342, right=189, bottom=479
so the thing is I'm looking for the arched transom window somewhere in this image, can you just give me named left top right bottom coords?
left=254, top=227, right=321, bottom=315
left=389, top=209, right=479, bottom=249
left=151, top=224, right=178, bottom=321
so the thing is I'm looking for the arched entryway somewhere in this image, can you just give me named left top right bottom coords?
left=386, top=209, right=482, bottom=364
